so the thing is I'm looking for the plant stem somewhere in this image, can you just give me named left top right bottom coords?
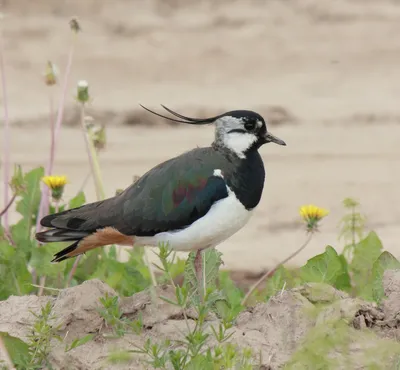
left=67, top=102, right=106, bottom=285
left=241, top=232, right=314, bottom=306
left=142, top=248, right=158, bottom=303
left=54, top=31, right=78, bottom=145
left=144, top=247, right=158, bottom=287
left=0, top=192, right=16, bottom=217
left=30, top=284, right=62, bottom=292
left=66, top=255, right=81, bottom=288
left=35, top=93, right=55, bottom=234
left=0, top=20, right=11, bottom=234
left=34, top=92, right=55, bottom=285
left=80, top=104, right=105, bottom=200
left=351, top=206, right=356, bottom=248
left=78, top=170, right=92, bottom=193
left=31, top=22, right=78, bottom=288
left=38, top=200, right=59, bottom=296
left=36, top=29, right=78, bottom=238
left=38, top=274, right=46, bottom=297
left=1, top=192, right=17, bottom=248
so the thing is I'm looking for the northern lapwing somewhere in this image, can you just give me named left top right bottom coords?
left=36, top=105, right=286, bottom=291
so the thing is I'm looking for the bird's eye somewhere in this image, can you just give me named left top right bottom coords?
left=244, top=121, right=256, bottom=131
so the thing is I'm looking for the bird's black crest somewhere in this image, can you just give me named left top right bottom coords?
left=140, top=104, right=223, bottom=125
left=140, top=105, right=267, bottom=128
left=224, top=110, right=265, bottom=123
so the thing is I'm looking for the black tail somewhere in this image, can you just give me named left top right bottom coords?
left=36, top=228, right=91, bottom=263
left=51, top=241, right=80, bottom=263
left=35, top=200, right=104, bottom=262
left=35, top=196, right=129, bottom=263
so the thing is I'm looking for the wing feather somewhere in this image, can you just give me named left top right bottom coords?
left=40, top=148, right=230, bottom=237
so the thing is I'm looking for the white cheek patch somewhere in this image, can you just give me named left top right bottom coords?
left=224, top=132, right=257, bottom=159
left=213, top=169, right=224, bottom=178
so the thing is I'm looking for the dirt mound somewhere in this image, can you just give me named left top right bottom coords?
left=2, top=273, right=400, bottom=369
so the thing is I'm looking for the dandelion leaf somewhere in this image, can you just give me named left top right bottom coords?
left=9, top=164, right=25, bottom=195
left=371, top=251, right=400, bottom=303
left=69, top=191, right=86, bottom=209
left=10, top=219, right=35, bottom=253
left=89, top=250, right=150, bottom=296
left=218, top=271, right=244, bottom=315
left=0, top=331, right=30, bottom=366
left=301, top=246, right=347, bottom=289
left=30, top=242, right=66, bottom=279
left=15, top=167, right=44, bottom=222
left=0, top=239, right=33, bottom=298
left=335, top=254, right=352, bottom=292
left=350, top=231, right=383, bottom=301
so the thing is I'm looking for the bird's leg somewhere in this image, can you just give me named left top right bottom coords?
left=194, top=249, right=205, bottom=301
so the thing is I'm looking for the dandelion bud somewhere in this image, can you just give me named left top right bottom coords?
left=84, top=116, right=106, bottom=151
left=76, top=80, right=90, bottom=103
left=42, top=175, right=68, bottom=202
left=69, top=17, right=81, bottom=33
left=44, top=61, right=58, bottom=86
left=92, top=125, right=106, bottom=151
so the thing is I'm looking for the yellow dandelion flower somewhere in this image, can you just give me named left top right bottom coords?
left=299, top=204, right=329, bottom=232
left=42, top=175, right=68, bottom=201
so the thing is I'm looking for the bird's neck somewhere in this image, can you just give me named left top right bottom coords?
left=211, top=144, right=266, bottom=210
left=211, top=139, right=258, bottom=160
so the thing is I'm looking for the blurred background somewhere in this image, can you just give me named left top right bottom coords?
left=2, top=0, right=400, bottom=272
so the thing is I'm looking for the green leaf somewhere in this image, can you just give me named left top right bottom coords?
left=184, top=249, right=223, bottom=299
left=371, top=252, right=400, bottom=303
left=301, top=246, right=344, bottom=286
left=89, top=249, right=150, bottom=296
left=263, top=265, right=289, bottom=300
left=10, top=219, right=35, bottom=254
left=168, top=257, right=186, bottom=279
left=69, top=191, right=86, bottom=209
left=9, top=164, right=25, bottom=195
left=218, top=271, right=244, bottom=314
left=0, top=240, right=33, bottom=298
left=213, top=299, right=232, bottom=321
left=15, top=167, right=44, bottom=223
left=350, top=231, right=383, bottom=272
left=0, top=332, right=31, bottom=366
left=349, top=231, right=383, bottom=300
left=65, top=334, right=95, bottom=352
left=30, top=243, right=66, bottom=279
left=335, top=254, right=352, bottom=292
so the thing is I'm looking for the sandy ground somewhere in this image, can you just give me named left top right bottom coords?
left=1, top=0, right=400, bottom=271
left=2, top=275, right=400, bottom=368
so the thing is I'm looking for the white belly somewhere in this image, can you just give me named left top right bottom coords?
left=134, top=187, right=253, bottom=252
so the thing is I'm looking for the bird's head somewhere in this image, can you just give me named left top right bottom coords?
left=212, top=110, right=286, bottom=158
left=140, top=105, right=286, bottom=159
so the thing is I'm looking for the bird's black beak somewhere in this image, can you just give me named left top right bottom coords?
left=263, top=132, right=286, bottom=146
